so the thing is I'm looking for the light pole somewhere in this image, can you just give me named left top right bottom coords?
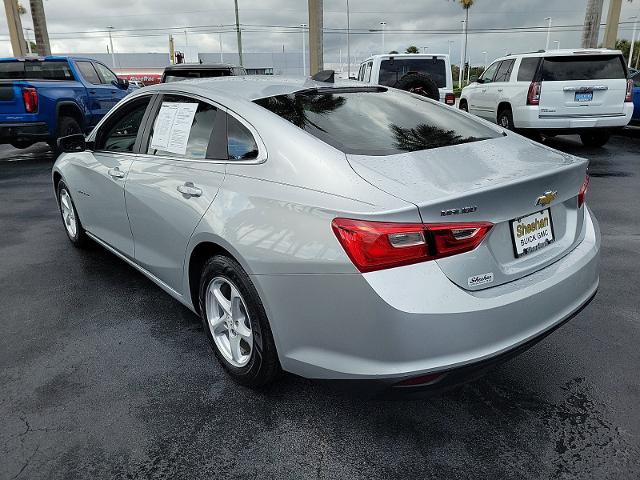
left=458, top=20, right=465, bottom=88
left=24, top=27, right=33, bottom=55
left=380, top=22, right=386, bottom=53
left=219, top=28, right=223, bottom=62
left=107, top=26, right=116, bottom=68
left=301, top=23, right=307, bottom=76
left=346, top=0, right=351, bottom=78
left=544, top=17, right=552, bottom=50
left=448, top=40, right=454, bottom=58
left=553, top=40, right=560, bottom=51
left=629, top=16, right=638, bottom=68
left=481, top=50, right=487, bottom=69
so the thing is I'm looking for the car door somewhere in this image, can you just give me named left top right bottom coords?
left=470, top=61, right=500, bottom=119
left=74, top=60, right=105, bottom=126
left=125, top=93, right=227, bottom=291
left=484, top=59, right=515, bottom=120
left=75, top=94, right=154, bottom=258
left=93, top=62, right=127, bottom=112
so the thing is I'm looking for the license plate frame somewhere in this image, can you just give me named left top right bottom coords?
left=574, top=91, right=593, bottom=102
left=510, top=209, right=555, bottom=258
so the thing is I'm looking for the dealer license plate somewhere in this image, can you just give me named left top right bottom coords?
left=511, top=209, right=554, bottom=257
left=575, top=92, right=593, bottom=102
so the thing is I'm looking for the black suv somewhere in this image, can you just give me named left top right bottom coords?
left=161, top=64, right=247, bottom=83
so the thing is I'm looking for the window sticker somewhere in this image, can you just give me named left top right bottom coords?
left=150, top=102, right=199, bottom=155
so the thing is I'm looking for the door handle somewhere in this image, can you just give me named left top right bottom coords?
left=108, top=167, right=125, bottom=179
left=177, top=182, right=202, bottom=197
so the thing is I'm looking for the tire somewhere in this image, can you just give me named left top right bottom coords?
left=56, top=180, right=88, bottom=248
left=459, top=100, right=469, bottom=112
left=497, top=107, right=515, bottom=130
left=50, top=116, right=82, bottom=154
left=198, top=255, right=280, bottom=387
left=580, top=131, right=610, bottom=148
left=393, top=73, right=440, bottom=101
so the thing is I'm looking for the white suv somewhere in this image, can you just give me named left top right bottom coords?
left=459, top=49, right=634, bottom=146
left=357, top=54, right=455, bottom=105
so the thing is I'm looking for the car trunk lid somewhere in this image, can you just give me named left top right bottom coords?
left=347, top=135, right=588, bottom=290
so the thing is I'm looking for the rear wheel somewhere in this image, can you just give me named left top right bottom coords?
left=580, top=131, right=610, bottom=148
left=198, top=255, right=280, bottom=387
left=56, top=180, right=88, bottom=247
left=497, top=107, right=514, bottom=131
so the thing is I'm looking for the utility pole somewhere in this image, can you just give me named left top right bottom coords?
left=169, top=34, right=175, bottom=64
left=234, top=0, right=243, bottom=66
left=3, top=0, right=27, bottom=56
left=219, top=28, right=223, bottom=62
left=29, top=0, right=50, bottom=55
left=301, top=23, right=307, bottom=76
left=458, top=20, right=465, bottom=88
left=107, top=26, right=116, bottom=68
left=581, top=0, right=603, bottom=48
left=603, top=0, right=623, bottom=49
left=346, top=0, right=350, bottom=78
left=308, top=0, right=323, bottom=75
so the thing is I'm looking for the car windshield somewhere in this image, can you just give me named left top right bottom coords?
left=254, top=88, right=499, bottom=156
left=378, top=58, right=447, bottom=88
left=0, top=60, right=75, bottom=80
left=541, top=55, right=626, bottom=81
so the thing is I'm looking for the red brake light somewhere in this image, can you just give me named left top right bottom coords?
left=527, top=81, right=541, bottom=105
left=444, top=92, right=455, bottom=105
left=331, top=218, right=493, bottom=273
left=578, top=175, right=589, bottom=208
left=625, top=79, right=633, bottom=103
left=22, top=87, right=38, bottom=113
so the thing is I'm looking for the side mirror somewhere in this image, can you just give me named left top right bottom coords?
left=473, top=77, right=482, bottom=84
left=57, top=134, right=87, bottom=153
left=115, top=77, right=129, bottom=90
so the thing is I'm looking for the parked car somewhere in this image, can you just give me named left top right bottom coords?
left=356, top=54, right=455, bottom=105
left=52, top=77, right=599, bottom=391
left=631, top=71, right=640, bottom=125
left=161, top=63, right=247, bottom=83
left=459, top=49, right=634, bottom=146
left=0, top=56, right=129, bottom=151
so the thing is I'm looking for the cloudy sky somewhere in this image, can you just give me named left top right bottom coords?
left=1, top=0, right=638, bottom=65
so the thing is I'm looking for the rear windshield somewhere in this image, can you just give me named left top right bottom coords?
left=163, top=69, right=232, bottom=82
left=0, top=60, right=74, bottom=80
left=254, top=88, right=499, bottom=156
left=541, top=55, right=626, bottom=81
left=378, top=58, right=447, bottom=88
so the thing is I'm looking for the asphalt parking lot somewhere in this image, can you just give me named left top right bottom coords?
left=1, top=132, right=639, bottom=480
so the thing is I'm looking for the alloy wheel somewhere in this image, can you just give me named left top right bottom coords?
left=59, top=189, right=77, bottom=238
left=206, top=276, right=253, bottom=367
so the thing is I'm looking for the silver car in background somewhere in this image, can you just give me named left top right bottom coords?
left=52, top=76, right=600, bottom=391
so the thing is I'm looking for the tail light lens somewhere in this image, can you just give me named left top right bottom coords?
left=625, top=79, right=633, bottom=102
left=578, top=175, right=590, bottom=208
left=22, top=87, right=38, bottom=113
left=527, top=81, right=541, bottom=105
left=331, top=218, right=493, bottom=273
left=444, top=92, right=455, bottom=105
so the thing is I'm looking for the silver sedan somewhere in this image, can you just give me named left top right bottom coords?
left=52, top=76, right=600, bottom=391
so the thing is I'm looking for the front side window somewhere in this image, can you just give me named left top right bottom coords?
left=480, top=62, right=499, bottom=83
left=96, top=97, right=151, bottom=152
left=494, top=59, right=515, bottom=82
left=147, top=95, right=219, bottom=159
left=378, top=58, right=447, bottom=88
left=94, top=63, right=118, bottom=85
left=76, top=61, right=101, bottom=85
left=541, top=55, right=626, bottom=81
left=227, top=116, right=258, bottom=160
left=254, top=88, right=499, bottom=156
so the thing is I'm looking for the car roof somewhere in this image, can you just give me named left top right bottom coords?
left=163, top=63, right=240, bottom=71
left=144, top=75, right=364, bottom=102
left=362, top=53, right=449, bottom=63
left=0, top=55, right=105, bottom=63
left=500, top=48, right=623, bottom=60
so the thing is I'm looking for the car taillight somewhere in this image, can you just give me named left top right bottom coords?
left=331, top=218, right=493, bottom=273
left=527, top=81, right=541, bottom=105
left=625, top=79, right=633, bottom=102
left=22, top=87, right=38, bottom=113
left=444, top=92, right=455, bottom=105
left=578, top=175, right=589, bottom=208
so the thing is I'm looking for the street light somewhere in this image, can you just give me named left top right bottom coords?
left=481, top=50, right=487, bottom=69
left=544, top=17, right=552, bottom=50
left=219, top=27, right=223, bottom=62
left=553, top=40, right=560, bottom=51
left=629, top=16, right=638, bottom=68
left=301, top=23, right=307, bottom=76
left=380, top=22, right=386, bottom=53
left=107, top=26, right=116, bottom=68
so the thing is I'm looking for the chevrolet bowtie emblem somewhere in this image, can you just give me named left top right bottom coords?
left=536, top=191, right=557, bottom=206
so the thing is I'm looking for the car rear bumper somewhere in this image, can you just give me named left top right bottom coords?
left=514, top=103, right=633, bottom=130
left=0, top=122, right=50, bottom=144
left=253, top=206, right=600, bottom=381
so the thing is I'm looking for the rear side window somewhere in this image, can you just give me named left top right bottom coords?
left=378, top=58, right=447, bottom=88
left=517, top=57, right=541, bottom=82
left=96, top=97, right=151, bottom=152
left=494, top=59, right=515, bottom=82
left=227, top=116, right=258, bottom=160
left=76, top=61, right=101, bottom=85
left=541, top=55, right=626, bottom=81
left=254, top=88, right=499, bottom=156
left=0, top=60, right=74, bottom=80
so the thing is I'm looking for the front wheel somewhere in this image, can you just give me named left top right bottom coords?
left=57, top=180, right=88, bottom=247
left=580, top=131, right=610, bottom=148
left=198, top=255, right=280, bottom=387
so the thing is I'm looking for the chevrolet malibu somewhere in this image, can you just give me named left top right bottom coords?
left=52, top=76, right=600, bottom=390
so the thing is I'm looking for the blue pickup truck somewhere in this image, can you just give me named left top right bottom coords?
left=0, top=56, right=130, bottom=151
